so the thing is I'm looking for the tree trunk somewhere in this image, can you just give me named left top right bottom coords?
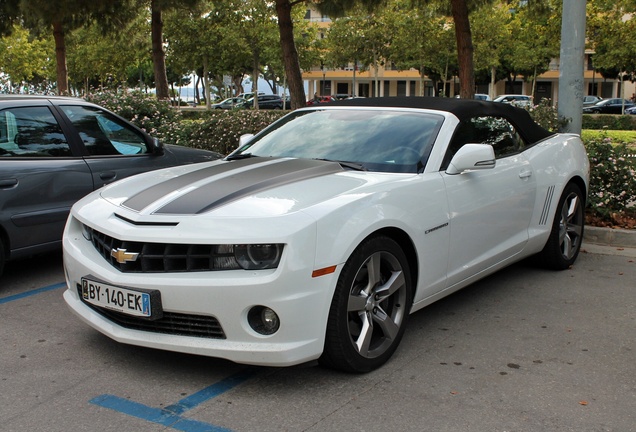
left=52, top=21, right=68, bottom=95
left=233, top=77, right=243, bottom=96
left=275, top=0, right=306, bottom=109
left=450, top=0, right=475, bottom=99
left=203, top=56, right=211, bottom=109
left=252, top=52, right=260, bottom=109
left=373, top=52, right=379, bottom=97
left=151, top=0, right=169, bottom=100
left=531, top=65, right=537, bottom=100
left=194, top=75, right=200, bottom=103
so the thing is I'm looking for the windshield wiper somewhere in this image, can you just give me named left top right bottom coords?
left=225, top=152, right=253, bottom=161
left=339, top=161, right=367, bottom=171
left=314, top=158, right=367, bottom=171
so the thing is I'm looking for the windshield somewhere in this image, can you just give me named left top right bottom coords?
left=232, top=108, right=444, bottom=173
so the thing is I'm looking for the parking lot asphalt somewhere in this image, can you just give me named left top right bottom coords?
left=1, top=241, right=634, bottom=432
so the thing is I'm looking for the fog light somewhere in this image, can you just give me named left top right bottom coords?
left=248, top=306, right=280, bottom=335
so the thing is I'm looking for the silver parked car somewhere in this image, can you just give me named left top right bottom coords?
left=493, top=94, right=533, bottom=108
left=583, top=95, right=602, bottom=106
left=0, top=95, right=221, bottom=276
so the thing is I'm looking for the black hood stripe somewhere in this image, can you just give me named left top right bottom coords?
left=155, top=158, right=343, bottom=215
left=122, top=157, right=266, bottom=212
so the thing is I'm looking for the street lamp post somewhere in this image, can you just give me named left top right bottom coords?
left=321, top=62, right=325, bottom=96
left=557, top=0, right=586, bottom=134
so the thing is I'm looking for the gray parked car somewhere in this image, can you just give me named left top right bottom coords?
left=0, top=95, right=221, bottom=276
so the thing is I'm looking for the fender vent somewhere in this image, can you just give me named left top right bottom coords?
left=539, top=185, right=555, bottom=225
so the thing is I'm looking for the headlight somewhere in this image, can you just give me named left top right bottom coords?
left=81, top=223, right=93, bottom=241
left=234, top=244, right=283, bottom=270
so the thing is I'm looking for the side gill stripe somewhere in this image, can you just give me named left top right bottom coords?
left=540, top=185, right=555, bottom=225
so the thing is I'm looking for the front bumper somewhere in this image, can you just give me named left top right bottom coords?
left=62, top=215, right=340, bottom=367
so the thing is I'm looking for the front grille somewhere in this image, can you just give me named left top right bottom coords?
left=86, top=226, right=237, bottom=273
left=78, top=286, right=226, bottom=339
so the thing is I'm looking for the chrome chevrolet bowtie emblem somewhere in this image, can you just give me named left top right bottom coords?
left=110, top=248, right=140, bottom=264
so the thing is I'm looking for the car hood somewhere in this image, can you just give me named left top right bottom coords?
left=98, top=157, right=407, bottom=219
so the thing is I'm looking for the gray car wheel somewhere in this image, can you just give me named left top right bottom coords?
left=320, top=236, right=412, bottom=373
left=538, top=183, right=585, bottom=270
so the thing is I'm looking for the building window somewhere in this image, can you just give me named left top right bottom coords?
left=397, top=81, right=407, bottom=97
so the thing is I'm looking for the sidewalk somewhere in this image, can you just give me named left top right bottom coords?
left=583, top=225, right=636, bottom=257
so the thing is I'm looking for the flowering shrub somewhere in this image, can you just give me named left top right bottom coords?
left=181, top=110, right=287, bottom=155
left=584, top=136, right=636, bottom=221
left=525, top=99, right=569, bottom=132
left=85, top=91, right=185, bottom=145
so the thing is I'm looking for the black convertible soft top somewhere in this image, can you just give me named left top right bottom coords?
left=326, top=96, right=555, bottom=144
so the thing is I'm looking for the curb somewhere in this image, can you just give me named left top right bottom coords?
left=584, top=225, right=636, bottom=248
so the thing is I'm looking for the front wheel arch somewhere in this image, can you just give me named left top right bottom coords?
left=319, top=234, right=414, bottom=373
left=0, top=234, right=6, bottom=277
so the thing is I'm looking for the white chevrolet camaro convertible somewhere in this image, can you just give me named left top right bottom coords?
left=63, top=97, right=589, bottom=373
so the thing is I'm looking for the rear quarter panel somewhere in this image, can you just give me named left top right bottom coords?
left=523, top=133, right=589, bottom=252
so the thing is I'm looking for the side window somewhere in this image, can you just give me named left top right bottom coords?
left=60, top=105, right=149, bottom=156
left=472, top=117, right=525, bottom=158
left=0, top=107, right=71, bottom=157
left=443, top=116, right=526, bottom=169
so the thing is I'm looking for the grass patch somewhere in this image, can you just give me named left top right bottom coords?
left=581, top=129, right=636, bottom=145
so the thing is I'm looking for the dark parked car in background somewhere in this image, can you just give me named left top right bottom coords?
left=237, top=94, right=284, bottom=110
left=0, top=95, right=221, bottom=276
left=582, top=98, right=635, bottom=114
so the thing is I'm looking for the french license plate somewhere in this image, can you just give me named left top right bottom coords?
left=81, top=277, right=159, bottom=318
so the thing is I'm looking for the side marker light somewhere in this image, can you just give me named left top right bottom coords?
left=312, top=265, right=337, bottom=278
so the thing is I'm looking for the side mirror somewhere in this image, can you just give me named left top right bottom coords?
left=238, top=133, right=254, bottom=149
left=446, top=144, right=495, bottom=175
left=150, top=137, right=164, bottom=156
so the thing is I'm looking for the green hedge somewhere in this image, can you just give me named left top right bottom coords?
left=582, top=114, right=636, bottom=130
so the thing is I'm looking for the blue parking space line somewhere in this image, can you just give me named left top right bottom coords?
left=91, top=368, right=257, bottom=431
left=0, top=282, right=66, bottom=305
left=91, top=395, right=231, bottom=432
left=164, top=368, right=258, bottom=415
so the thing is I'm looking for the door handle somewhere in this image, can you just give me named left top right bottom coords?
left=519, top=169, right=533, bottom=179
left=0, top=178, right=18, bottom=189
left=99, top=171, right=117, bottom=181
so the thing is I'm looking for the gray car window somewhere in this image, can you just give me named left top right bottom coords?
left=61, top=105, right=149, bottom=156
left=0, top=107, right=71, bottom=157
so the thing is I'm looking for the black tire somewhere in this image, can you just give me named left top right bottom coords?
left=0, top=237, right=5, bottom=277
left=537, top=183, right=585, bottom=270
left=319, top=236, right=412, bottom=373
